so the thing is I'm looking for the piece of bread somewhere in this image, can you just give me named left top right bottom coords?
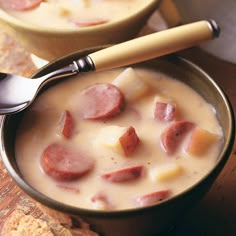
left=1, top=206, right=99, bottom=236
left=1, top=209, right=54, bottom=236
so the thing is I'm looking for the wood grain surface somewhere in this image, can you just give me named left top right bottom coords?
left=0, top=27, right=235, bottom=235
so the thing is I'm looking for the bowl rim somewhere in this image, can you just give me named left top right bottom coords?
left=0, top=50, right=235, bottom=218
left=0, top=0, right=161, bottom=34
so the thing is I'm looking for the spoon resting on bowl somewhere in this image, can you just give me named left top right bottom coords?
left=0, top=20, right=220, bottom=115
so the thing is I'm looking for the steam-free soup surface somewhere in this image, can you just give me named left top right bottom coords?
left=1, top=0, right=149, bottom=28
left=15, top=67, right=223, bottom=210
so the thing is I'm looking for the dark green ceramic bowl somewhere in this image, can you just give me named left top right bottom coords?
left=0, top=47, right=235, bottom=236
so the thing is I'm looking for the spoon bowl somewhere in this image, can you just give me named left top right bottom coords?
left=0, top=20, right=220, bottom=115
left=0, top=64, right=80, bottom=114
left=0, top=73, right=40, bottom=113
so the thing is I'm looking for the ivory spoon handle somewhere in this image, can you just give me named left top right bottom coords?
left=87, top=20, right=219, bottom=71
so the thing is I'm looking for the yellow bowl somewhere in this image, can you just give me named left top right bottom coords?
left=0, top=0, right=160, bottom=61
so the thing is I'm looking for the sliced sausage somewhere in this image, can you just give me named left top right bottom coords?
left=91, top=192, right=109, bottom=203
left=154, top=102, right=176, bottom=121
left=80, top=83, right=124, bottom=120
left=56, top=184, right=80, bottom=193
left=60, top=110, right=74, bottom=139
left=101, top=165, right=143, bottom=183
left=41, top=143, right=94, bottom=181
left=72, top=18, right=109, bottom=27
left=0, top=0, right=43, bottom=11
left=91, top=192, right=112, bottom=210
left=119, top=126, right=140, bottom=156
left=135, top=190, right=170, bottom=207
left=161, top=120, right=195, bottom=155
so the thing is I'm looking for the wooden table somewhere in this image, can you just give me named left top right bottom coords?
left=0, top=29, right=235, bottom=235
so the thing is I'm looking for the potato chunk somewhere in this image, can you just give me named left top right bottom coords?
left=58, top=3, right=72, bottom=16
left=112, top=67, right=149, bottom=101
left=95, top=125, right=140, bottom=156
left=186, top=127, right=221, bottom=156
left=149, top=163, right=183, bottom=181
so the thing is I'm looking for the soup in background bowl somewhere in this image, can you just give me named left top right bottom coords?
left=0, top=0, right=160, bottom=61
left=0, top=46, right=234, bottom=236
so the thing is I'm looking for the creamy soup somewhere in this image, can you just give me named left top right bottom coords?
left=15, top=67, right=223, bottom=210
left=0, top=0, right=149, bottom=29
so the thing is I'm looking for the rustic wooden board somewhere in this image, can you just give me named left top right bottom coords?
left=0, top=28, right=39, bottom=230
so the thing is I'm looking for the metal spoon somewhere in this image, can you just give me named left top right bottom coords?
left=0, top=20, right=220, bottom=115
